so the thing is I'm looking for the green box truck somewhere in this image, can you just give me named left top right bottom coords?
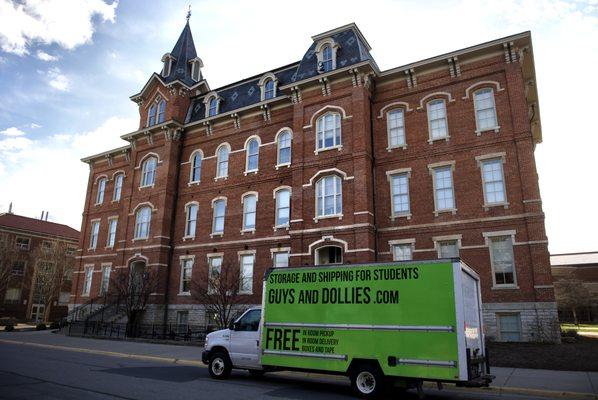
left=202, top=259, right=493, bottom=397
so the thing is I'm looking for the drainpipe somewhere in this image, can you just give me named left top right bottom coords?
left=368, top=85, right=379, bottom=261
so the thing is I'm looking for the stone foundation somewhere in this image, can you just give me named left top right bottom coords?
left=483, top=302, right=561, bottom=343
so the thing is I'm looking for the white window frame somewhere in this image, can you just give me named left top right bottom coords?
left=315, top=175, right=342, bottom=220
left=386, top=108, right=407, bottom=150
left=427, top=99, right=449, bottom=143
left=244, top=136, right=260, bottom=174
left=207, top=254, right=223, bottom=294
left=315, top=38, right=339, bottom=73
left=157, top=99, right=166, bottom=124
left=82, top=265, right=93, bottom=296
left=106, top=217, right=117, bottom=248
left=238, top=251, right=255, bottom=295
left=15, top=236, right=30, bottom=251
left=497, top=313, right=522, bottom=342
left=215, top=144, right=230, bottom=180
left=484, top=230, right=518, bottom=288
left=271, top=248, right=290, bottom=268
left=473, top=87, right=500, bottom=134
left=274, top=187, right=291, bottom=228
left=429, top=161, right=457, bottom=216
left=134, top=207, right=152, bottom=240
left=179, top=256, right=194, bottom=295
left=148, top=103, right=157, bottom=127
left=184, top=202, right=199, bottom=239
left=433, top=234, right=462, bottom=258
left=258, top=73, right=278, bottom=101
left=241, top=192, right=258, bottom=233
left=204, top=94, right=220, bottom=118
left=315, top=112, right=342, bottom=153
left=386, top=168, right=411, bottom=219
left=389, top=239, right=415, bottom=261
left=211, top=197, right=227, bottom=237
left=96, top=178, right=106, bottom=205
left=315, top=245, right=343, bottom=266
left=140, top=156, right=157, bottom=188
left=89, top=220, right=100, bottom=250
left=113, top=174, right=124, bottom=201
left=476, top=153, right=509, bottom=210
left=99, top=264, right=111, bottom=295
left=189, top=150, right=203, bottom=184
left=275, top=129, right=292, bottom=168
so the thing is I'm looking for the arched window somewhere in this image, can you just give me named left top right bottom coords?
left=387, top=109, right=406, bottom=148
left=316, top=175, right=342, bottom=217
left=216, top=145, right=229, bottom=178
left=96, top=178, right=106, bottom=205
left=140, top=156, right=157, bottom=187
left=322, top=45, right=333, bottom=72
left=474, top=88, right=498, bottom=131
left=184, top=203, right=198, bottom=238
left=427, top=99, right=448, bottom=140
left=113, top=174, right=124, bottom=201
left=212, top=199, right=226, bottom=234
left=148, top=104, right=157, bottom=127
left=316, top=246, right=342, bottom=265
left=275, top=188, right=291, bottom=227
left=242, top=194, right=257, bottom=231
left=245, top=138, right=259, bottom=172
left=264, top=79, right=275, bottom=100
left=316, top=112, right=341, bottom=151
left=277, top=130, right=292, bottom=166
left=190, top=151, right=202, bottom=183
left=134, top=206, right=152, bottom=239
left=157, top=99, right=166, bottom=124
left=208, top=97, right=218, bottom=117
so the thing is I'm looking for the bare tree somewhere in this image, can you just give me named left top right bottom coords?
left=555, top=278, right=592, bottom=325
left=0, top=235, right=23, bottom=297
left=191, top=262, right=245, bottom=330
left=108, top=267, right=159, bottom=336
left=30, top=241, right=75, bottom=321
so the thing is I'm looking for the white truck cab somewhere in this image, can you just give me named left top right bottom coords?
left=202, top=308, right=264, bottom=378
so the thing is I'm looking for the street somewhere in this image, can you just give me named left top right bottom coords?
left=0, top=341, right=565, bottom=400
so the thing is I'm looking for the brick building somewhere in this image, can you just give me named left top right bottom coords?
left=1, top=210, right=78, bottom=322
left=72, top=22, right=558, bottom=341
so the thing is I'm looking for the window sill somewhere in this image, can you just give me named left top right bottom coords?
left=273, top=225, right=290, bottom=232
left=275, top=163, right=291, bottom=170
left=87, top=248, right=96, bottom=252
left=210, top=232, right=224, bottom=238
left=214, top=176, right=228, bottom=182
left=476, top=126, right=500, bottom=136
left=390, top=213, right=412, bottom=221
left=81, top=294, right=90, bottom=297
left=427, top=135, right=450, bottom=144
left=138, top=184, right=155, bottom=190
left=313, top=214, right=343, bottom=223
left=491, top=285, right=520, bottom=290
left=104, top=246, right=114, bottom=250
left=132, top=237, right=149, bottom=242
left=238, top=291, right=253, bottom=295
left=240, top=229, right=255, bottom=235
left=484, top=202, right=509, bottom=211
left=111, top=199, right=121, bottom=203
left=182, top=236, right=195, bottom=241
left=94, top=202, right=103, bottom=207
left=433, top=208, right=457, bottom=217
left=314, top=145, right=343, bottom=155
left=188, top=181, right=201, bottom=187
left=387, top=144, right=407, bottom=152
left=243, top=170, right=258, bottom=176
left=177, top=292, right=191, bottom=296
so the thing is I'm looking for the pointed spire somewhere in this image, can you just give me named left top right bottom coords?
left=163, top=18, right=199, bottom=85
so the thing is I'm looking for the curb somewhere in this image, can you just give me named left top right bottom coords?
left=0, top=338, right=595, bottom=399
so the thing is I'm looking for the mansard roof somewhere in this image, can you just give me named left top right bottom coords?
left=165, top=21, right=199, bottom=87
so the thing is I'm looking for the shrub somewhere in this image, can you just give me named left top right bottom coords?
left=49, top=321, right=61, bottom=330
left=35, top=323, right=47, bottom=331
left=0, top=317, right=17, bottom=326
left=4, top=324, right=14, bottom=332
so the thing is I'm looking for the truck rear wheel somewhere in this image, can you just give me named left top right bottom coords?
left=208, top=351, right=232, bottom=380
left=350, top=364, right=385, bottom=398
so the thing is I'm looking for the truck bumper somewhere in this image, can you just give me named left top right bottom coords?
left=457, top=374, right=495, bottom=387
left=201, top=350, right=210, bottom=365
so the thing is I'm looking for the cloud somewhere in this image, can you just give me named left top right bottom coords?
left=1, top=127, right=26, bottom=137
left=0, top=116, right=136, bottom=228
left=47, top=67, right=70, bottom=91
left=0, top=0, right=118, bottom=56
left=29, top=123, right=41, bottom=129
left=36, top=50, right=58, bottom=61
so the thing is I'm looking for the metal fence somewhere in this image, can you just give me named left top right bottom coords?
left=65, top=320, right=208, bottom=343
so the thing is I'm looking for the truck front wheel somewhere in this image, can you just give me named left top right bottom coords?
left=350, top=364, right=385, bottom=398
left=208, top=351, right=232, bottom=380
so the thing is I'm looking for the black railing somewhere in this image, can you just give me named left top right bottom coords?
left=66, top=320, right=208, bottom=343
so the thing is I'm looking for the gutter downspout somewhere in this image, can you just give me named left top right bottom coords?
left=368, top=85, right=379, bottom=261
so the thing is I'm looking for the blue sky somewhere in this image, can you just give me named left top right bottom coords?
left=0, top=0, right=597, bottom=253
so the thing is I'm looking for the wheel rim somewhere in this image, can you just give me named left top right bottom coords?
left=212, top=358, right=225, bottom=375
left=356, top=371, right=376, bottom=394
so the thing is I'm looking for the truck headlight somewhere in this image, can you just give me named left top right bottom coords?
left=204, top=336, right=209, bottom=348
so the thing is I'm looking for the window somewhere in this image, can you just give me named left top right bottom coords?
left=438, top=240, right=459, bottom=258
left=208, top=256, right=222, bottom=294
left=180, top=258, right=193, bottom=293
left=498, top=314, right=521, bottom=341
left=11, top=261, right=25, bottom=276
left=16, top=237, right=30, bottom=251
left=390, top=173, right=410, bottom=216
left=273, top=251, right=289, bottom=268
left=157, top=99, right=166, bottom=124
left=481, top=159, right=506, bottom=205
left=58, top=291, right=70, bottom=305
left=185, top=203, right=198, bottom=238
left=264, top=79, right=275, bottom=100
left=100, top=265, right=111, bottom=295
left=89, top=221, right=100, bottom=250
left=321, top=45, right=333, bottom=72
left=433, top=166, right=455, bottom=212
left=316, top=246, right=342, bottom=265
left=107, top=218, right=117, bottom=247
left=474, top=88, right=498, bottom=131
left=212, top=199, right=226, bottom=234
left=113, top=174, right=124, bottom=201
left=148, top=104, right=157, bottom=126
left=489, top=235, right=516, bottom=285
left=275, top=189, right=290, bottom=227
left=216, top=145, right=229, bottom=178
left=208, top=97, right=218, bottom=117
left=134, top=207, right=152, bottom=239
left=82, top=266, right=93, bottom=296
left=66, top=246, right=76, bottom=256
left=96, top=178, right=106, bottom=204
left=239, top=254, right=254, bottom=294
left=387, top=109, right=406, bottom=148
left=235, top=309, right=261, bottom=331
left=42, top=241, right=54, bottom=251
left=4, top=288, right=20, bottom=304
left=140, top=156, right=157, bottom=187
left=245, top=138, right=259, bottom=172
left=277, top=130, right=291, bottom=166
left=393, top=244, right=413, bottom=261
left=427, top=99, right=448, bottom=140
left=190, top=151, right=202, bottom=182
left=242, top=194, right=257, bottom=231
left=316, top=112, right=341, bottom=151
left=316, top=175, right=342, bottom=218
left=176, top=311, right=189, bottom=332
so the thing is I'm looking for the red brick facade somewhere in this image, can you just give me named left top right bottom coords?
left=72, top=24, right=558, bottom=341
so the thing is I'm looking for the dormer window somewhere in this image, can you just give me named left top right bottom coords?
left=315, top=39, right=339, bottom=74
left=189, top=57, right=203, bottom=82
left=322, top=45, right=332, bottom=72
left=147, top=97, right=166, bottom=127
left=161, top=53, right=176, bottom=77
left=264, top=80, right=275, bottom=99
left=258, top=73, right=278, bottom=101
left=209, top=98, right=218, bottom=116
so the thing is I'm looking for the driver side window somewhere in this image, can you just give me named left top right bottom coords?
left=236, top=309, right=261, bottom=332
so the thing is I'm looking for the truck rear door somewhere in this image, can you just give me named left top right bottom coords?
left=460, top=265, right=486, bottom=379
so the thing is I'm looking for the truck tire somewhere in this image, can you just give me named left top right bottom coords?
left=350, top=364, right=385, bottom=398
left=208, top=351, right=232, bottom=380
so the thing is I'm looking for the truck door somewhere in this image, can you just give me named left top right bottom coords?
left=229, top=309, right=261, bottom=368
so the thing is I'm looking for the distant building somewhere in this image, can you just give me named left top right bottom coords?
left=551, top=252, right=598, bottom=323
left=0, top=211, right=79, bottom=322
left=73, top=21, right=558, bottom=342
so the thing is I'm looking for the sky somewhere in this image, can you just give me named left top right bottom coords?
left=0, top=0, right=596, bottom=254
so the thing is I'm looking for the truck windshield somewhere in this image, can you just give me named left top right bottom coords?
left=236, top=309, right=261, bottom=331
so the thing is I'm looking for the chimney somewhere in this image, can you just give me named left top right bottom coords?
left=45, top=211, right=49, bottom=221
left=40, top=211, right=44, bottom=220
left=8, top=202, right=12, bottom=214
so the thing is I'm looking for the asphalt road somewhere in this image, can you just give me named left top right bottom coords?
left=0, top=342, right=562, bottom=400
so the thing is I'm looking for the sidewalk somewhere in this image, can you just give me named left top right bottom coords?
left=1, top=330, right=597, bottom=399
